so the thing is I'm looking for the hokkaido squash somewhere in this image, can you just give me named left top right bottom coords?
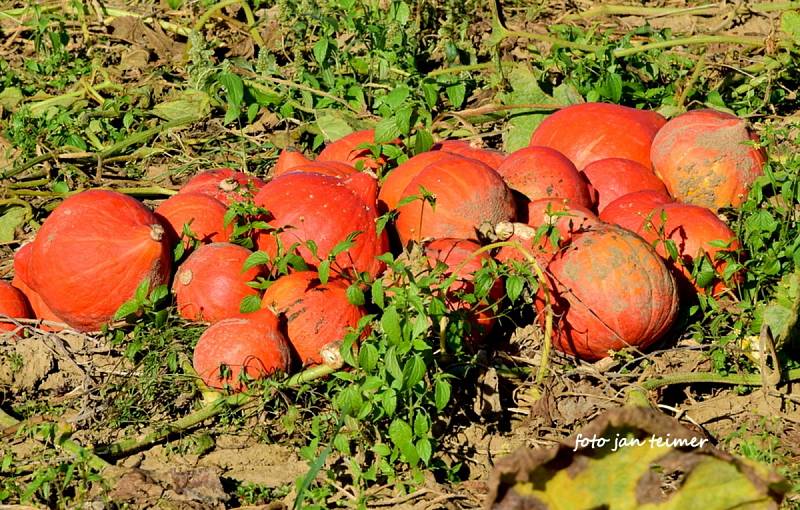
left=273, top=147, right=312, bottom=176
left=650, top=109, right=766, bottom=211
left=154, top=192, right=232, bottom=249
left=28, top=190, right=172, bottom=332
left=11, top=244, right=65, bottom=331
left=378, top=151, right=455, bottom=212
left=529, top=103, right=666, bottom=170
left=254, top=172, right=387, bottom=279
left=639, top=203, right=741, bottom=297
left=192, top=310, right=291, bottom=391
left=539, top=225, right=679, bottom=360
left=318, top=129, right=398, bottom=170
left=275, top=161, right=357, bottom=179
left=261, top=271, right=366, bottom=366
left=394, top=156, right=516, bottom=244
left=598, top=190, right=674, bottom=233
left=580, top=158, right=668, bottom=212
left=179, top=168, right=266, bottom=205
left=496, top=146, right=594, bottom=209
left=0, top=281, right=32, bottom=336
left=173, top=243, right=262, bottom=323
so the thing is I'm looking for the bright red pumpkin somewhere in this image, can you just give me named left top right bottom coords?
left=581, top=158, right=668, bottom=212
left=394, top=157, right=516, bottom=244
left=179, top=168, right=266, bottom=205
left=154, top=192, right=232, bottom=249
left=598, top=190, right=674, bottom=233
left=650, top=109, right=766, bottom=211
left=254, top=172, right=388, bottom=279
left=273, top=147, right=312, bottom=176
left=173, top=243, right=262, bottom=323
left=261, top=271, right=366, bottom=366
left=28, top=190, right=172, bottom=332
left=192, top=310, right=291, bottom=391
left=12, top=244, right=65, bottom=331
left=539, top=225, right=679, bottom=360
left=529, top=103, right=666, bottom=170
left=0, top=281, right=32, bottom=336
left=317, top=129, right=398, bottom=170
left=433, top=140, right=506, bottom=169
left=639, top=203, right=741, bottom=296
left=497, top=146, right=595, bottom=210
left=378, top=151, right=453, bottom=211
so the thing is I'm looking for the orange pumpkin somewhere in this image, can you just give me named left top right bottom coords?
left=28, top=190, right=172, bottom=332
left=273, top=147, right=312, bottom=176
left=433, top=140, right=506, bottom=169
left=650, top=109, right=766, bottom=211
left=173, top=243, right=262, bottom=323
left=11, top=244, right=65, bottom=331
left=529, top=102, right=666, bottom=170
left=262, top=271, right=366, bottom=366
left=580, top=158, right=668, bottom=212
left=379, top=151, right=453, bottom=211
left=192, top=310, right=291, bottom=391
left=497, top=146, right=594, bottom=209
left=598, top=190, right=674, bottom=234
left=639, top=203, right=741, bottom=297
left=539, top=225, right=679, bottom=360
left=0, top=281, right=32, bottom=337
left=254, top=172, right=388, bottom=279
left=394, top=157, right=516, bottom=244
left=318, top=129, right=399, bottom=170
left=154, top=192, right=232, bottom=249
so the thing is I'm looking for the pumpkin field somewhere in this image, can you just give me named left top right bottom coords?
left=2, top=0, right=800, bottom=508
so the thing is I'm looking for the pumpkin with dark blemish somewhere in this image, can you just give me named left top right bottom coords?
left=537, top=224, right=679, bottom=360
left=650, top=109, right=765, bottom=211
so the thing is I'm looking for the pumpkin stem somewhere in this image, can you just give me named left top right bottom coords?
left=219, top=178, right=240, bottom=192
left=150, top=223, right=165, bottom=241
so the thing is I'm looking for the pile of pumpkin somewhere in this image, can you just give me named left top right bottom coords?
left=0, top=102, right=764, bottom=390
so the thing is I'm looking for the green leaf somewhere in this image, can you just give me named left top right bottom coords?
left=781, top=11, right=800, bottom=45
left=601, top=72, right=623, bottom=102
left=148, top=284, right=169, bottom=306
left=755, top=269, right=800, bottom=350
left=506, top=275, right=524, bottom=303
left=239, top=294, right=262, bottom=314
left=152, top=89, right=211, bottom=122
left=312, top=37, right=329, bottom=65
left=0, top=206, right=28, bottom=242
left=318, top=259, right=331, bottom=285
left=113, top=299, right=141, bottom=321
left=388, top=419, right=418, bottom=465
left=416, top=437, right=432, bottom=465
left=414, top=128, right=434, bottom=155
left=413, top=412, right=429, bottom=437
left=134, top=278, right=151, bottom=305
left=218, top=72, right=244, bottom=108
left=381, top=306, right=402, bottom=345
left=402, top=355, right=426, bottom=389
left=316, top=110, right=354, bottom=142
left=434, top=378, right=451, bottom=411
left=244, top=251, right=271, bottom=270
left=420, top=80, right=439, bottom=109
left=375, top=115, right=402, bottom=143
left=497, top=64, right=561, bottom=153
left=372, top=279, right=385, bottom=309
left=384, top=347, right=403, bottom=382
left=445, top=82, right=466, bottom=108
left=358, top=343, right=379, bottom=372
left=382, top=388, right=397, bottom=417
left=346, top=284, right=365, bottom=306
